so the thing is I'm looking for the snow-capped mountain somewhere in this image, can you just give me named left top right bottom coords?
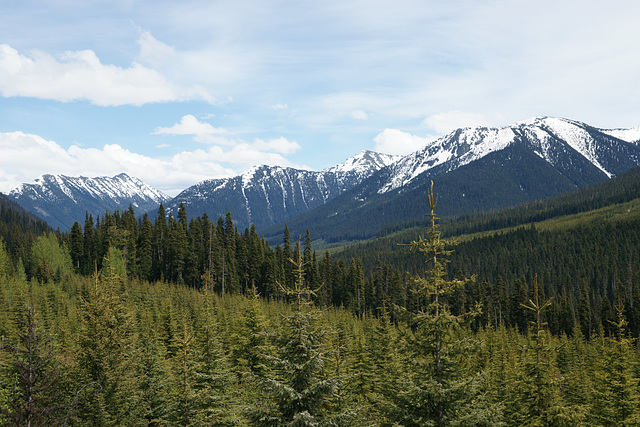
left=324, top=150, right=400, bottom=175
left=6, top=117, right=640, bottom=238
left=266, top=117, right=640, bottom=243
left=8, top=173, right=171, bottom=230
left=379, top=116, right=640, bottom=194
left=165, top=150, right=399, bottom=230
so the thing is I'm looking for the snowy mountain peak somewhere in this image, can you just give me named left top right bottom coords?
left=10, top=173, right=169, bottom=203
left=165, top=150, right=399, bottom=230
left=8, top=116, right=640, bottom=234
left=325, top=150, right=400, bottom=174
left=379, top=117, right=640, bottom=193
left=8, top=173, right=171, bottom=230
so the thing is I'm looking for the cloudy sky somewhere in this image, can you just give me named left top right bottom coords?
left=1, top=0, right=639, bottom=196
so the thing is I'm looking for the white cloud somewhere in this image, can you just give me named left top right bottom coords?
left=0, top=131, right=303, bottom=197
left=373, top=128, right=433, bottom=156
left=153, top=115, right=301, bottom=154
left=137, top=30, right=175, bottom=67
left=422, top=111, right=494, bottom=135
left=272, top=103, right=288, bottom=110
left=153, top=115, right=229, bottom=143
left=0, top=43, right=213, bottom=106
left=250, top=137, right=301, bottom=155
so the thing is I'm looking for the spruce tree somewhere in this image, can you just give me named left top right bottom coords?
left=192, top=291, right=239, bottom=426
left=383, top=181, right=500, bottom=427
left=245, top=241, right=350, bottom=426
left=0, top=306, right=67, bottom=426
left=589, top=301, right=640, bottom=426
left=69, top=221, right=84, bottom=272
left=76, top=247, right=144, bottom=425
left=512, top=275, right=576, bottom=426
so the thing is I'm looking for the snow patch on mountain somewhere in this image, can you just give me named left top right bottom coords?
left=8, top=173, right=171, bottom=229
left=534, top=117, right=612, bottom=177
left=378, top=117, right=640, bottom=193
left=10, top=173, right=169, bottom=204
left=602, top=126, right=640, bottom=144
left=380, top=126, right=515, bottom=193
left=325, top=150, right=400, bottom=174
left=166, top=149, right=399, bottom=230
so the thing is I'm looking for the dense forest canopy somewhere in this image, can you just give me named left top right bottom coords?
left=1, top=177, right=640, bottom=425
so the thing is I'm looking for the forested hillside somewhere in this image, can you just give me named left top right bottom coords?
left=2, top=181, right=640, bottom=425
left=0, top=194, right=51, bottom=269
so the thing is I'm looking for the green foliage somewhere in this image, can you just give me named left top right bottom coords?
left=245, top=248, right=349, bottom=426
left=4, top=176, right=640, bottom=425
left=76, top=249, right=144, bottom=425
left=382, top=182, right=499, bottom=427
left=589, top=304, right=640, bottom=426
left=0, top=237, right=11, bottom=279
left=0, top=306, right=67, bottom=426
left=29, top=232, right=73, bottom=282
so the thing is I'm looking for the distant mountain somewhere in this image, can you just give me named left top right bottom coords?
left=8, top=173, right=171, bottom=230
left=8, top=117, right=640, bottom=239
left=264, top=117, right=640, bottom=243
left=165, top=150, right=399, bottom=230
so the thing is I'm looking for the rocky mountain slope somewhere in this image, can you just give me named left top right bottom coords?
left=263, top=117, right=640, bottom=242
left=164, top=150, right=399, bottom=230
left=8, top=173, right=171, bottom=230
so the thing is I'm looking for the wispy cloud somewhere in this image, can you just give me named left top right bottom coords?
left=152, top=115, right=229, bottom=143
left=351, top=110, right=368, bottom=120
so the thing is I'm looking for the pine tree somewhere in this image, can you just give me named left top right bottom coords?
left=83, top=212, right=96, bottom=275
left=383, top=181, right=500, bottom=427
left=231, top=285, right=272, bottom=377
left=153, top=203, right=168, bottom=281
left=137, top=213, right=154, bottom=281
left=0, top=306, right=67, bottom=426
left=245, top=242, right=350, bottom=426
left=223, top=213, right=237, bottom=294
left=137, top=321, right=172, bottom=425
left=0, top=236, right=12, bottom=279
left=589, top=300, right=640, bottom=426
left=121, top=205, right=139, bottom=278
left=29, top=232, right=73, bottom=283
left=513, top=275, right=575, bottom=426
left=76, top=247, right=144, bottom=425
left=192, top=291, right=239, bottom=426
left=167, top=314, right=199, bottom=426
left=69, top=221, right=84, bottom=272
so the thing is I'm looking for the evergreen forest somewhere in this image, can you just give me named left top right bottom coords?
left=2, top=176, right=640, bottom=426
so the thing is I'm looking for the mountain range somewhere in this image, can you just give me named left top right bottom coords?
left=163, top=150, right=399, bottom=230
left=5, top=117, right=640, bottom=240
left=269, top=116, right=640, bottom=243
left=7, top=173, right=171, bottom=230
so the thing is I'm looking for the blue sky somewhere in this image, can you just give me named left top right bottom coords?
left=1, top=0, right=639, bottom=196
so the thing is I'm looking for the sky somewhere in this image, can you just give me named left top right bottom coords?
left=1, top=0, right=639, bottom=196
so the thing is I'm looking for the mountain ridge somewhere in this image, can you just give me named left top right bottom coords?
left=261, top=117, right=640, bottom=243
left=6, top=117, right=640, bottom=234
left=163, top=149, right=400, bottom=230
left=7, top=173, right=171, bottom=230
